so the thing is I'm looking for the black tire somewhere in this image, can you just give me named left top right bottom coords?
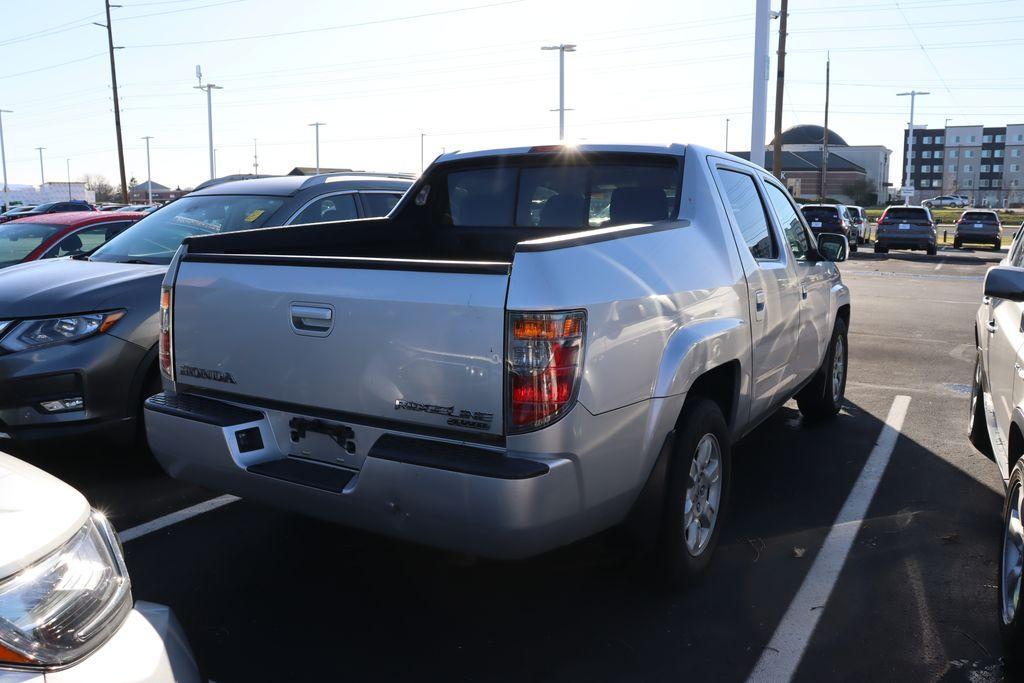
left=1000, top=460, right=1024, bottom=654
left=135, top=368, right=162, bottom=450
left=796, top=317, right=848, bottom=420
left=968, top=348, right=992, bottom=456
left=995, top=239, right=1003, bottom=251
left=849, top=239, right=858, bottom=253
left=954, top=238, right=962, bottom=249
left=661, top=397, right=731, bottom=587
left=874, top=244, right=888, bottom=254
left=926, top=244, right=937, bottom=256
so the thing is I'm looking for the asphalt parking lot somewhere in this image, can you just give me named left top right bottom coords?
left=5, top=245, right=1013, bottom=682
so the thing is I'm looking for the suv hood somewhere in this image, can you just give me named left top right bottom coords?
left=0, top=258, right=166, bottom=318
left=0, top=452, right=90, bottom=578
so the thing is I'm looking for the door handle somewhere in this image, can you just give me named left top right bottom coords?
left=754, top=290, right=766, bottom=321
left=987, top=320, right=998, bottom=334
left=290, top=304, right=334, bottom=335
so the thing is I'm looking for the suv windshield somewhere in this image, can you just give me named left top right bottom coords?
left=91, top=194, right=286, bottom=265
left=883, top=208, right=930, bottom=222
left=0, top=222, right=62, bottom=267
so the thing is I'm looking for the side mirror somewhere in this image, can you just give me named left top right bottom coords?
left=984, top=266, right=1024, bottom=302
left=817, top=232, right=848, bottom=262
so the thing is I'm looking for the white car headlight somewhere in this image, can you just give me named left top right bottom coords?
left=0, top=311, right=125, bottom=353
left=0, top=513, right=132, bottom=669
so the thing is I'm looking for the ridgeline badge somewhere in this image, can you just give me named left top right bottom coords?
left=178, top=365, right=237, bottom=384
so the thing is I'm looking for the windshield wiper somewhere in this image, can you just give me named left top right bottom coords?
left=118, top=258, right=160, bottom=265
left=70, top=253, right=91, bottom=261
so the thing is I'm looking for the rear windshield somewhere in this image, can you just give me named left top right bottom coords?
left=91, top=194, right=285, bottom=265
left=963, top=211, right=999, bottom=223
left=847, top=207, right=863, bottom=219
left=0, top=222, right=61, bottom=268
left=883, top=208, right=930, bottom=221
left=801, top=207, right=840, bottom=221
left=440, top=158, right=681, bottom=229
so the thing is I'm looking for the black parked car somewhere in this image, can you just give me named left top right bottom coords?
left=0, top=200, right=95, bottom=224
left=0, top=173, right=412, bottom=443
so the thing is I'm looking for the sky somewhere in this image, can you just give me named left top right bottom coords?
left=1, top=0, right=1021, bottom=191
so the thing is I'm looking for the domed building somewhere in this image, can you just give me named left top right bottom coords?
left=737, top=125, right=892, bottom=205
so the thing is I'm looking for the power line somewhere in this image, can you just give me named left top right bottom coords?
left=893, top=0, right=957, bottom=101
left=0, top=52, right=107, bottom=80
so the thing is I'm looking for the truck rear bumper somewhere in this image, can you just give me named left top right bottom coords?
left=144, top=392, right=655, bottom=559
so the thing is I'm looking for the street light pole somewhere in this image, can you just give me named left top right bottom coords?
left=749, top=0, right=772, bottom=168
left=897, top=90, right=929, bottom=205
left=309, top=122, right=326, bottom=174
left=0, top=109, right=10, bottom=212
left=195, top=73, right=222, bottom=180
left=66, top=158, right=72, bottom=201
left=141, top=136, right=153, bottom=204
left=253, top=138, right=259, bottom=176
left=725, top=118, right=730, bottom=152
left=35, top=147, right=45, bottom=185
left=541, top=44, right=576, bottom=140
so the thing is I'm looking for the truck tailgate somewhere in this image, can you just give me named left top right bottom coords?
left=171, top=256, right=509, bottom=440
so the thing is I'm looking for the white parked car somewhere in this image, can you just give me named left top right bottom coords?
left=0, top=453, right=200, bottom=682
left=922, top=195, right=969, bottom=209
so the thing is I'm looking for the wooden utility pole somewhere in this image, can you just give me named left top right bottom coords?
left=820, top=54, right=831, bottom=201
left=772, top=0, right=788, bottom=180
left=98, top=1, right=128, bottom=203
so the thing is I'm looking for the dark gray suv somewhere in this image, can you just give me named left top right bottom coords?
left=0, top=173, right=411, bottom=443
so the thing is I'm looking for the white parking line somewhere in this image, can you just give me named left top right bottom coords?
left=118, top=495, right=240, bottom=543
left=747, top=395, right=911, bottom=683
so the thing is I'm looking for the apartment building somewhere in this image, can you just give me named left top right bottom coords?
left=902, top=123, right=1024, bottom=206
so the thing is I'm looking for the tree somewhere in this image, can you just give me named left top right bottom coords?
left=842, top=178, right=877, bottom=206
left=83, top=174, right=118, bottom=203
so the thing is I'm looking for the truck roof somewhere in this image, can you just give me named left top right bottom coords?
left=188, top=173, right=415, bottom=197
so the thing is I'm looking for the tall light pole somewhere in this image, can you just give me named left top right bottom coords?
left=897, top=90, right=929, bottom=205
left=194, top=67, right=222, bottom=180
left=94, top=1, right=128, bottom=204
left=309, top=122, right=326, bottom=174
left=0, top=109, right=10, bottom=212
left=141, top=136, right=153, bottom=204
left=541, top=44, right=576, bottom=140
left=66, top=158, right=72, bottom=200
left=252, top=138, right=259, bottom=176
left=749, top=0, right=772, bottom=168
left=725, top=118, right=730, bottom=152
left=35, top=147, right=45, bottom=185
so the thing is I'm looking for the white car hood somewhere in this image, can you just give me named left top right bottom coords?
left=0, top=452, right=90, bottom=579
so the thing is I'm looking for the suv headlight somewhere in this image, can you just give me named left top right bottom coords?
left=0, top=311, right=125, bottom=353
left=0, top=513, right=132, bottom=669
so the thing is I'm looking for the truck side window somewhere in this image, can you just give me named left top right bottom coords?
left=718, top=169, right=777, bottom=260
left=292, top=194, right=358, bottom=225
left=763, top=182, right=811, bottom=262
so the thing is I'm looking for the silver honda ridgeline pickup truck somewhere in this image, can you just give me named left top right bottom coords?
left=145, top=144, right=851, bottom=582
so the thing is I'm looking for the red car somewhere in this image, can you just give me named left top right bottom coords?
left=0, top=211, right=144, bottom=269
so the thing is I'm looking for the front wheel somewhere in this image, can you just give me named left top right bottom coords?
left=874, top=244, right=889, bottom=254
left=796, top=317, right=848, bottom=420
left=661, top=397, right=731, bottom=587
left=969, top=348, right=992, bottom=455
left=996, top=240, right=1003, bottom=251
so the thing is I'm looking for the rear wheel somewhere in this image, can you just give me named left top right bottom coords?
left=661, top=397, right=731, bottom=587
left=849, top=239, right=858, bottom=253
left=874, top=243, right=888, bottom=254
left=927, top=244, right=937, bottom=256
left=996, top=239, right=1003, bottom=251
left=1000, top=461, right=1024, bottom=653
left=954, top=238, right=962, bottom=249
left=796, top=317, right=848, bottom=420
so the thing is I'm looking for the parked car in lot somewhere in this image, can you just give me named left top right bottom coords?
left=0, top=173, right=411, bottom=444
left=953, top=210, right=1002, bottom=250
left=846, top=205, right=868, bottom=244
left=923, top=195, right=969, bottom=208
left=874, top=205, right=938, bottom=255
left=2, top=201, right=95, bottom=222
left=0, top=211, right=143, bottom=270
left=145, top=143, right=851, bottom=583
left=0, top=206, right=36, bottom=223
left=800, top=203, right=857, bottom=251
left=0, top=452, right=200, bottom=681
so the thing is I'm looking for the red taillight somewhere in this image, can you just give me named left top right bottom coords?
left=158, top=286, right=173, bottom=380
left=507, top=310, right=585, bottom=433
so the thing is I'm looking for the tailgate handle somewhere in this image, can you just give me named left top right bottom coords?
left=290, top=304, right=334, bottom=335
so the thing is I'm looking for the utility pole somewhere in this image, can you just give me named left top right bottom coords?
left=141, top=136, right=153, bottom=204
left=35, top=147, right=45, bottom=185
left=95, top=1, right=128, bottom=204
left=309, top=122, right=326, bottom=174
left=66, top=158, right=72, bottom=200
left=194, top=66, right=222, bottom=180
left=771, top=0, right=789, bottom=180
left=897, top=90, right=929, bottom=205
left=821, top=55, right=831, bottom=201
left=541, top=44, right=576, bottom=140
left=725, top=118, right=730, bottom=152
left=253, top=138, right=259, bottom=176
left=0, top=109, right=10, bottom=212
left=749, top=0, right=772, bottom=167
